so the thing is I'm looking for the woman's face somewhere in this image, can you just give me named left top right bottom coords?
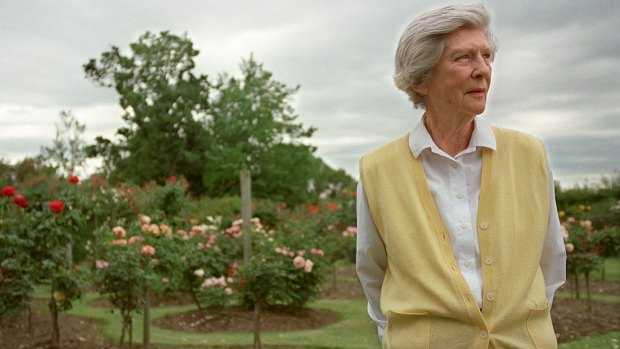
left=415, top=27, right=493, bottom=120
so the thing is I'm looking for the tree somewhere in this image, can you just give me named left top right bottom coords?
left=83, top=31, right=211, bottom=193
left=40, top=110, right=86, bottom=177
left=203, top=56, right=316, bottom=200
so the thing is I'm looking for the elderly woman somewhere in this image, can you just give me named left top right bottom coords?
left=356, top=4, right=566, bottom=348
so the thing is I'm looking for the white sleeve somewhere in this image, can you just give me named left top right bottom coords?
left=540, top=168, right=567, bottom=306
left=356, top=181, right=388, bottom=340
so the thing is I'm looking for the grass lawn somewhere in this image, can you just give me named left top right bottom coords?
left=68, top=294, right=379, bottom=348
left=56, top=258, right=619, bottom=348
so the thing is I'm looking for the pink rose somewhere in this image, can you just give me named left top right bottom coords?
left=304, top=259, right=314, bottom=273
left=160, top=224, right=171, bottom=236
left=140, top=245, right=155, bottom=256
left=111, top=239, right=127, bottom=246
left=148, top=224, right=160, bottom=236
left=112, top=226, right=126, bottom=238
left=96, top=260, right=109, bottom=269
left=293, top=256, right=305, bottom=269
left=162, top=277, right=170, bottom=284
left=225, top=287, right=233, bottom=295
left=138, top=214, right=151, bottom=225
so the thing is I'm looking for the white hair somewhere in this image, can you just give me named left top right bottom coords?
left=394, top=4, right=497, bottom=109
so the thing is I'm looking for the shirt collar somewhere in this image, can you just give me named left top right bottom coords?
left=408, top=115, right=497, bottom=159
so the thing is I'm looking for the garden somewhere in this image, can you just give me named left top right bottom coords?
left=1, top=30, right=620, bottom=348
left=1, top=172, right=619, bottom=349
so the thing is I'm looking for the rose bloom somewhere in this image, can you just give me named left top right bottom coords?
left=191, top=226, right=205, bottom=235
left=304, top=259, right=314, bottom=273
left=580, top=220, right=593, bottom=230
left=225, top=287, right=233, bottom=295
left=293, top=256, right=305, bottom=269
left=96, top=260, right=109, bottom=269
left=138, top=214, right=151, bottom=225
left=310, top=248, right=325, bottom=257
left=565, top=243, right=575, bottom=253
left=49, top=200, right=64, bottom=213
left=162, top=277, right=170, bottom=284
left=13, top=194, right=28, bottom=208
left=69, top=175, right=79, bottom=184
left=1, top=186, right=16, bottom=197
left=194, top=269, right=205, bottom=277
left=140, top=245, right=155, bottom=256
left=112, top=226, right=127, bottom=238
left=52, top=291, right=66, bottom=302
left=128, top=236, right=144, bottom=245
left=148, top=224, right=160, bottom=236
left=160, top=224, right=171, bottom=236
left=111, top=239, right=128, bottom=246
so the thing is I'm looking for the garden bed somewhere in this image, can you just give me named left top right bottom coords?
left=2, top=266, right=619, bottom=349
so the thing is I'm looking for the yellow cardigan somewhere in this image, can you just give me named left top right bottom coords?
left=360, top=127, right=557, bottom=349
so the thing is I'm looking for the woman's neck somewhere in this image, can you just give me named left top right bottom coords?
left=423, top=113, right=475, bottom=157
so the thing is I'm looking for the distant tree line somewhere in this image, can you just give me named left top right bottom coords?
left=2, top=31, right=355, bottom=205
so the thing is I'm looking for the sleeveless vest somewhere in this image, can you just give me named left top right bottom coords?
left=359, top=127, right=556, bottom=349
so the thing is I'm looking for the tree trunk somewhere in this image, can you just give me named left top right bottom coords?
left=585, top=271, right=592, bottom=313
left=253, top=301, right=262, bottom=349
left=27, top=303, right=33, bottom=335
left=49, top=292, right=60, bottom=348
left=143, top=285, right=150, bottom=349
left=573, top=272, right=580, bottom=299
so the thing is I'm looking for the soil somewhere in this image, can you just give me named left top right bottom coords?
left=1, top=265, right=618, bottom=349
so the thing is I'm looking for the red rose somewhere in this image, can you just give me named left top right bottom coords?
left=2, top=186, right=16, bottom=197
left=227, top=268, right=235, bottom=276
left=49, top=200, right=64, bottom=213
left=69, top=175, right=79, bottom=184
left=13, top=194, right=28, bottom=208
left=238, top=279, right=246, bottom=286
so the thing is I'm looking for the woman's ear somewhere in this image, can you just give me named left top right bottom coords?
left=411, top=83, right=428, bottom=96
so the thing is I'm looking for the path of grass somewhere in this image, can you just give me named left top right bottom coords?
left=68, top=294, right=379, bottom=348
left=59, top=258, right=619, bottom=348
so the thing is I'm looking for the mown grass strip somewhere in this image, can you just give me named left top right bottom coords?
left=69, top=295, right=379, bottom=348
left=559, top=331, right=620, bottom=349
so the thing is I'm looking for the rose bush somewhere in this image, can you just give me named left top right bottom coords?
left=237, top=225, right=328, bottom=310
left=0, top=186, right=36, bottom=320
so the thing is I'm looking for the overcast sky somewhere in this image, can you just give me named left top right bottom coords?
left=1, top=1, right=619, bottom=188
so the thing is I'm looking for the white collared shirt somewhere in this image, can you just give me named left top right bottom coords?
left=356, top=116, right=567, bottom=338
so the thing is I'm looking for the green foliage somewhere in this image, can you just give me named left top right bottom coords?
left=83, top=30, right=354, bottom=204
left=173, top=217, right=242, bottom=310
left=556, top=171, right=620, bottom=227
left=128, top=177, right=190, bottom=219
left=84, top=31, right=211, bottom=193
left=0, top=197, right=36, bottom=319
left=203, top=56, right=317, bottom=202
left=237, top=225, right=328, bottom=310
left=592, top=227, right=620, bottom=258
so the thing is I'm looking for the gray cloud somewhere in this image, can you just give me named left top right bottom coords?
left=0, top=0, right=618, bottom=187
